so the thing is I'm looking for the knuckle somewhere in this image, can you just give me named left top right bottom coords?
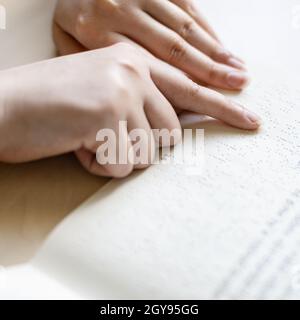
left=74, top=13, right=89, bottom=39
left=95, top=0, right=139, bottom=22
left=178, top=19, right=195, bottom=40
left=74, top=2, right=95, bottom=40
left=207, top=61, right=219, bottom=83
left=167, top=36, right=187, bottom=63
left=113, top=43, right=144, bottom=73
left=96, top=0, right=126, bottom=16
left=185, top=80, right=203, bottom=100
left=118, top=58, right=144, bottom=78
left=74, top=13, right=106, bottom=46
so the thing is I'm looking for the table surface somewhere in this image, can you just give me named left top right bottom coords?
left=0, top=0, right=299, bottom=266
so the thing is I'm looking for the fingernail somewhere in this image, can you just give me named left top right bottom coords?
left=227, top=57, right=246, bottom=70
left=227, top=71, right=250, bottom=89
left=245, top=109, right=261, bottom=126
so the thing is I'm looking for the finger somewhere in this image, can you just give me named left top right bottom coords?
left=127, top=111, right=156, bottom=170
left=77, top=122, right=134, bottom=178
left=144, top=0, right=245, bottom=70
left=121, top=11, right=249, bottom=90
left=100, top=121, right=135, bottom=178
left=170, top=0, right=246, bottom=64
left=144, top=80, right=182, bottom=146
left=103, top=33, right=185, bottom=116
left=170, top=0, right=221, bottom=43
left=53, top=23, right=86, bottom=55
left=105, top=33, right=248, bottom=127
left=75, top=148, right=113, bottom=177
left=104, top=32, right=210, bottom=94
left=150, top=60, right=261, bottom=130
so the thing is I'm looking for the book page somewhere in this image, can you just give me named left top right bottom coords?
left=25, top=67, right=300, bottom=299
left=0, top=265, right=80, bottom=300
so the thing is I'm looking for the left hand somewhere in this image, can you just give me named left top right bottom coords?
left=54, top=0, right=248, bottom=91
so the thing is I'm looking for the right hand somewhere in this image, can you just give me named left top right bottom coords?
left=0, top=44, right=260, bottom=178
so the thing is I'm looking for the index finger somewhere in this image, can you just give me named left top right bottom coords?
left=150, top=59, right=261, bottom=130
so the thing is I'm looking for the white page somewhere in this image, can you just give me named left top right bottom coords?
left=18, top=67, right=298, bottom=300
left=0, top=265, right=80, bottom=300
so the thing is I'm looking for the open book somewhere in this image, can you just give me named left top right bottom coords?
left=1, top=67, right=300, bottom=300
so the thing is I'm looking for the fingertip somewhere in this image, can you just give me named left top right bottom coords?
left=243, top=109, right=262, bottom=129
left=233, top=103, right=262, bottom=130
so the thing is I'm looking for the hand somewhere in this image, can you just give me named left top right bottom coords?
left=0, top=44, right=260, bottom=178
left=54, top=0, right=249, bottom=90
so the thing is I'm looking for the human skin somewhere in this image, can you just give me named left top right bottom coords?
left=54, top=0, right=249, bottom=90
left=0, top=44, right=260, bottom=178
